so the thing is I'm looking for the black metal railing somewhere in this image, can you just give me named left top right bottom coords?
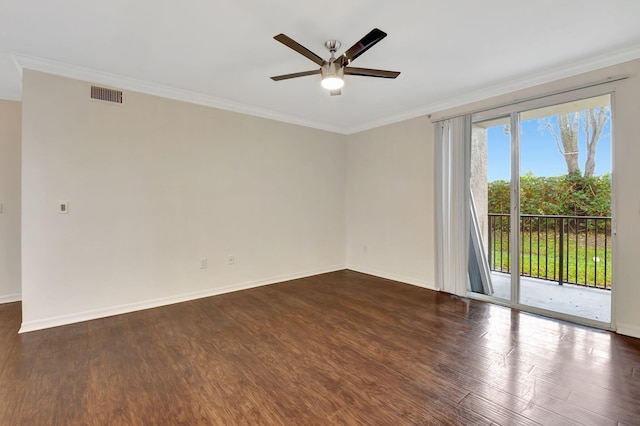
left=487, top=214, right=612, bottom=289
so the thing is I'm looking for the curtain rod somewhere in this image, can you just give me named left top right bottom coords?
left=430, top=75, right=628, bottom=123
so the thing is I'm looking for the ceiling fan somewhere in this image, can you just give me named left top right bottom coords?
left=270, top=28, right=400, bottom=96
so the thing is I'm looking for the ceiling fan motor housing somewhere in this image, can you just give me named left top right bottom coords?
left=324, top=40, right=341, bottom=56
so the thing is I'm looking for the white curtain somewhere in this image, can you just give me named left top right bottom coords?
left=434, top=115, right=472, bottom=296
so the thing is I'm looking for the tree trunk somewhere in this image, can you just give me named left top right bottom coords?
left=583, top=107, right=608, bottom=177
left=558, top=112, right=580, bottom=175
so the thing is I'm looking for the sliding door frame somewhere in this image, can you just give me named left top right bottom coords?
left=509, top=112, right=521, bottom=307
left=468, top=83, right=618, bottom=331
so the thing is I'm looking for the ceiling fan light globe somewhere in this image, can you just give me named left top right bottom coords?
left=321, top=77, right=344, bottom=90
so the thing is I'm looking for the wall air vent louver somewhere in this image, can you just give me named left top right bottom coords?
left=90, top=85, right=123, bottom=104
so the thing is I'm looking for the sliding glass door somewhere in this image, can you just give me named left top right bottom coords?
left=468, top=94, right=613, bottom=326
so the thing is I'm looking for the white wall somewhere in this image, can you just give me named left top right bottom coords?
left=0, top=100, right=21, bottom=302
left=346, top=117, right=436, bottom=288
left=608, top=61, right=640, bottom=338
left=16, top=59, right=640, bottom=339
left=20, top=70, right=346, bottom=331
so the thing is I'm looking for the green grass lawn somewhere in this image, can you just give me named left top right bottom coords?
left=489, top=230, right=611, bottom=288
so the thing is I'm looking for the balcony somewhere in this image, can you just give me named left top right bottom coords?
left=484, top=214, right=611, bottom=323
left=490, top=273, right=611, bottom=323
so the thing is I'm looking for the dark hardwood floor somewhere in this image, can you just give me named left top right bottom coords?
left=1, top=270, right=640, bottom=425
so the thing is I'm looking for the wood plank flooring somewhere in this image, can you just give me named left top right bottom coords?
left=1, top=270, right=640, bottom=425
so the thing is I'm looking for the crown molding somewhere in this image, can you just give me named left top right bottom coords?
left=11, top=41, right=640, bottom=136
left=0, top=90, right=21, bottom=101
left=11, top=53, right=346, bottom=134
left=344, top=41, right=640, bottom=134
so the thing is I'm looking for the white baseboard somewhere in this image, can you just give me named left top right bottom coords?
left=616, top=323, right=640, bottom=339
left=19, top=265, right=346, bottom=333
left=0, top=293, right=21, bottom=304
left=346, top=265, right=437, bottom=291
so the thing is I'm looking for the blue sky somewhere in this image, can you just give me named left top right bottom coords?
left=486, top=114, right=612, bottom=182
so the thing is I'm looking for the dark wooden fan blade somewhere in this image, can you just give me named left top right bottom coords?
left=270, top=69, right=321, bottom=81
left=274, top=34, right=325, bottom=66
left=344, top=67, right=400, bottom=78
left=340, top=28, right=387, bottom=65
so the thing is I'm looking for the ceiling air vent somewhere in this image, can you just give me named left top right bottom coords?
left=90, top=85, right=123, bottom=104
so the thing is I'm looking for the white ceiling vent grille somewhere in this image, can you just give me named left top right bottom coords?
left=91, top=85, right=123, bottom=104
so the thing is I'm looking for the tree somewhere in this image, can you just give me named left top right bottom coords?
left=544, top=107, right=609, bottom=177
left=583, top=108, right=608, bottom=177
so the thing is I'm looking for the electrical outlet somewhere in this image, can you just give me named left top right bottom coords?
left=228, top=255, right=235, bottom=266
left=59, top=201, right=69, bottom=214
left=200, top=258, right=208, bottom=269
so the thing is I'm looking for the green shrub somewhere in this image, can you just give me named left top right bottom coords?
left=488, top=173, right=611, bottom=217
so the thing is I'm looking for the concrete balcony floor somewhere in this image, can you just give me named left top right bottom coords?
left=487, top=272, right=611, bottom=323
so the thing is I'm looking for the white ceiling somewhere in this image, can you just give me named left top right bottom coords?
left=1, top=0, right=640, bottom=134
